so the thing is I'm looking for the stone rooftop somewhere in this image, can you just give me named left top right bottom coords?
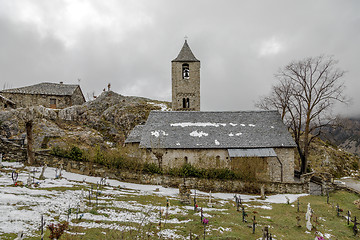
left=0, top=82, right=80, bottom=96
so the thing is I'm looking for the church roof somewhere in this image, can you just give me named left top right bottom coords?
left=125, top=125, right=145, bottom=143
left=172, top=40, right=200, bottom=62
left=132, top=110, right=296, bottom=149
left=0, top=82, right=81, bottom=96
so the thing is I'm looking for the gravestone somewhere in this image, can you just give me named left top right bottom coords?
left=39, top=164, right=47, bottom=180
left=208, top=191, right=213, bottom=207
left=305, top=203, right=312, bottom=231
left=0, top=153, right=2, bottom=167
left=260, top=184, right=266, bottom=200
left=12, top=171, right=18, bottom=185
left=26, top=172, right=32, bottom=186
left=262, top=226, right=269, bottom=240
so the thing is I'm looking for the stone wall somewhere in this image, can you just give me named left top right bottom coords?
left=0, top=92, right=73, bottom=109
left=142, top=147, right=296, bottom=183
left=274, top=148, right=295, bottom=182
left=71, top=87, right=86, bottom=106
left=0, top=137, right=27, bottom=161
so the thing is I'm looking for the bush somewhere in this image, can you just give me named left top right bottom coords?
left=143, top=163, right=163, bottom=175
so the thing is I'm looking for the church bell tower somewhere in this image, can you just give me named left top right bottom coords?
left=172, top=40, right=200, bottom=111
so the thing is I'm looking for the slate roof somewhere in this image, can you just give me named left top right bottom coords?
left=137, top=111, right=296, bottom=149
left=125, top=125, right=145, bottom=143
left=0, top=82, right=80, bottom=96
left=172, top=40, right=200, bottom=62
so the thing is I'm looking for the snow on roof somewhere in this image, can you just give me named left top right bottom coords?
left=134, top=111, right=296, bottom=149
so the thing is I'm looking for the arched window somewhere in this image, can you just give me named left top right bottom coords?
left=182, top=63, right=189, bottom=79
left=183, top=98, right=186, bottom=108
left=184, top=156, right=188, bottom=164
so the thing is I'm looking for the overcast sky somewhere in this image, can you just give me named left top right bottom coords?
left=0, top=0, right=359, bottom=116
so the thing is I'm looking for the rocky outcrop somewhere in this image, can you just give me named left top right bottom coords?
left=0, top=91, right=171, bottom=149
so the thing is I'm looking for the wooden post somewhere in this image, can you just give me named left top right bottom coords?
left=26, top=121, right=35, bottom=165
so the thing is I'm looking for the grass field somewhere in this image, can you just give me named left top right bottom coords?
left=1, top=161, right=360, bottom=240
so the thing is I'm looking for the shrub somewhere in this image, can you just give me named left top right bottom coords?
left=143, top=163, right=163, bottom=175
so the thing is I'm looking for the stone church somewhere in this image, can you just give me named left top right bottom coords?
left=126, top=40, right=297, bottom=183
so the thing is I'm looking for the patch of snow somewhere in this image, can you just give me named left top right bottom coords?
left=147, top=102, right=171, bottom=111
left=235, top=133, right=242, bottom=136
left=229, top=123, right=237, bottom=126
left=270, top=126, right=274, bottom=129
left=176, top=142, right=181, bottom=146
left=252, top=205, right=272, bottom=210
left=190, top=130, right=209, bottom=137
left=248, top=124, right=256, bottom=127
left=151, top=130, right=168, bottom=138
left=171, top=122, right=226, bottom=127
left=215, top=140, right=220, bottom=145
left=240, top=124, right=246, bottom=127
left=228, top=133, right=234, bottom=136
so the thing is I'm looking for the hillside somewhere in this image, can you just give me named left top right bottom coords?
left=0, top=91, right=171, bottom=150
left=319, top=117, right=360, bottom=157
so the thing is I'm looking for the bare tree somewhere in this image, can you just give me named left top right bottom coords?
left=256, top=55, right=347, bottom=174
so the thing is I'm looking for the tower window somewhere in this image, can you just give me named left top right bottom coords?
left=182, top=63, right=189, bottom=79
left=182, top=98, right=190, bottom=108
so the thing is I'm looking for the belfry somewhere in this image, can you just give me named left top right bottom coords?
left=171, top=40, right=200, bottom=111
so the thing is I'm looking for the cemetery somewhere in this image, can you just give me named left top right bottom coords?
left=1, top=160, right=360, bottom=239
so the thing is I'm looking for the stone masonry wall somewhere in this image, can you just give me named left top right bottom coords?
left=71, top=87, right=86, bottom=106
left=0, top=92, right=72, bottom=109
left=274, top=148, right=295, bottom=182
left=172, top=61, right=200, bottom=111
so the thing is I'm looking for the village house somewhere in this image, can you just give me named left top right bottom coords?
left=126, top=40, right=297, bottom=183
left=0, top=82, right=85, bottom=109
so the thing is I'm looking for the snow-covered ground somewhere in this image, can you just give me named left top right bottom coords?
left=0, top=161, right=307, bottom=239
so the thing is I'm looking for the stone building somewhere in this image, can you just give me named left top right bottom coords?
left=172, top=40, right=200, bottom=111
left=126, top=40, right=297, bottom=183
left=0, top=94, right=16, bottom=110
left=126, top=111, right=297, bottom=182
left=0, top=82, right=85, bottom=109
